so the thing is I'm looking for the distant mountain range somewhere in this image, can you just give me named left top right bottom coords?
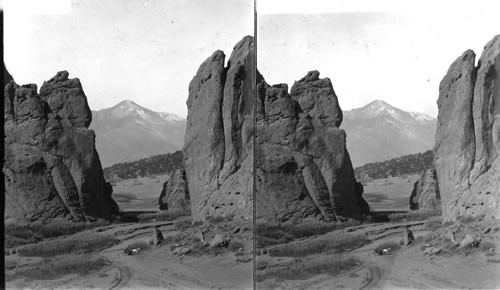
left=90, top=100, right=186, bottom=167
left=342, top=100, right=436, bottom=167
left=91, top=99, right=436, bottom=168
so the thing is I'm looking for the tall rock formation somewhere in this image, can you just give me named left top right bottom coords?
left=409, top=168, right=441, bottom=212
left=428, top=35, right=500, bottom=221
left=256, top=70, right=369, bottom=222
left=158, top=169, right=190, bottom=212
left=4, top=67, right=118, bottom=225
left=182, top=36, right=254, bottom=221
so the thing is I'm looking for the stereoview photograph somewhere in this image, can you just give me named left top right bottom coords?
left=4, top=0, right=254, bottom=289
left=255, top=1, right=500, bottom=289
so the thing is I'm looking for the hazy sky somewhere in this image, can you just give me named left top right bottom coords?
left=4, top=0, right=253, bottom=117
left=258, top=0, right=500, bottom=116
left=5, top=0, right=499, bottom=118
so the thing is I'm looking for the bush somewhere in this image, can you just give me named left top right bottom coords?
left=137, top=209, right=189, bottom=223
left=5, top=220, right=111, bottom=248
left=388, top=209, right=439, bottom=223
left=256, top=221, right=360, bottom=248
left=6, top=255, right=110, bottom=282
left=256, top=256, right=361, bottom=282
left=206, top=215, right=226, bottom=224
left=125, top=241, right=151, bottom=252
left=374, top=241, right=401, bottom=254
left=268, top=234, right=369, bottom=257
left=228, top=240, right=245, bottom=252
left=457, top=215, right=476, bottom=224
left=424, top=216, right=443, bottom=230
left=18, top=232, right=119, bottom=257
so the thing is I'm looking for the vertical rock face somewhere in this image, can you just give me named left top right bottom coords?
left=158, top=169, right=190, bottom=212
left=256, top=70, right=368, bottom=222
left=409, top=168, right=441, bottom=212
left=183, top=36, right=254, bottom=221
left=4, top=68, right=118, bottom=225
left=433, top=35, right=500, bottom=221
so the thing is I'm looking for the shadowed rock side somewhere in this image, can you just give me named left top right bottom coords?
left=159, top=169, right=190, bottom=212
left=409, top=168, right=441, bottom=212
left=256, top=70, right=369, bottom=223
left=182, top=36, right=254, bottom=221
left=4, top=68, right=118, bottom=225
left=418, top=35, right=500, bottom=221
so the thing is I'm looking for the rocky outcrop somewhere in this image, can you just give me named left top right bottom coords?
left=432, top=35, right=500, bottom=221
left=158, top=169, right=190, bottom=212
left=183, top=36, right=254, bottom=221
left=256, top=70, right=369, bottom=222
left=4, top=68, right=118, bottom=225
left=409, top=168, right=441, bottom=212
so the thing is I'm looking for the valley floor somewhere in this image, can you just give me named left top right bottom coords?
left=6, top=218, right=253, bottom=290
left=256, top=219, right=500, bottom=289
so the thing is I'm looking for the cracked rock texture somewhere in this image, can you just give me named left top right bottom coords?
left=427, top=35, right=500, bottom=221
left=159, top=169, right=190, bottom=212
left=182, top=36, right=254, bottom=221
left=4, top=65, right=118, bottom=225
left=256, top=70, right=369, bottom=222
left=409, top=168, right=441, bottom=212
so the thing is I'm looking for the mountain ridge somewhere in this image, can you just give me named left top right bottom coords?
left=90, top=100, right=186, bottom=167
left=342, top=99, right=436, bottom=167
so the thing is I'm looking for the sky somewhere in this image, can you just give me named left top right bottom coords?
left=4, top=0, right=253, bottom=117
left=4, top=0, right=499, bottom=118
left=257, top=0, right=500, bottom=117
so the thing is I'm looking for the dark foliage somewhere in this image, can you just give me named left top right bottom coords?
left=103, top=150, right=184, bottom=181
left=355, top=150, right=433, bottom=181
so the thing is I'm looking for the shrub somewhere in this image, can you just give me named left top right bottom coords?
left=256, top=256, right=361, bottom=282
left=374, top=241, right=401, bottom=253
left=18, top=232, right=119, bottom=257
left=125, top=241, right=151, bottom=252
left=424, top=216, right=443, bottom=230
left=256, top=221, right=360, bottom=249
left=269, top=234, right=369, bottom=257
left=457, top=215, right=476, bottom=224
left=137, top=209, right=189, bottom=223
left=228, top=240, right=245, bottom=252
left=206, top=215, right=226, bottom=224
left=5, top=220, right=111, bottom=248
left=174, top=219, right=192, bottom=230
left=388, top=209, right=439, bottom=223
left=6, top=255, right=110, bottom=282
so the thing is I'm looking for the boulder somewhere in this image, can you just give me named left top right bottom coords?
left=153, top=227, right=164, bottom=246
left=410, top=168, right=441, bottom=212
left=4, top=68, right=118, bottom=225
left=183, top=36, right=254, bottom=221
left=256, top=70, right=368, bottom=222
left=432, top=35, right=500, bottom=221
left=209, top=234, right=230, bottom=248
left=403, top=227, right=415, bottom=246
left=158, top=169, right=190, bottom=212
left=460, top=234, right=475, bottom=248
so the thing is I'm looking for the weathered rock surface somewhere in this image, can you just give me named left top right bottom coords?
left=432, top=35, right=500, bottom=221
left=4, top=68, right=118, bottom=225
left=256, top=70, right=369, bottom=222
left=158, top=169, right=190, bottom=212
left=409, top=168, right=441, bottom=212
left=153, top=227, right=164, bottom=246
left=183, top=36, right=254, bottom=221
left=403, top=227, right=415, bottom=246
